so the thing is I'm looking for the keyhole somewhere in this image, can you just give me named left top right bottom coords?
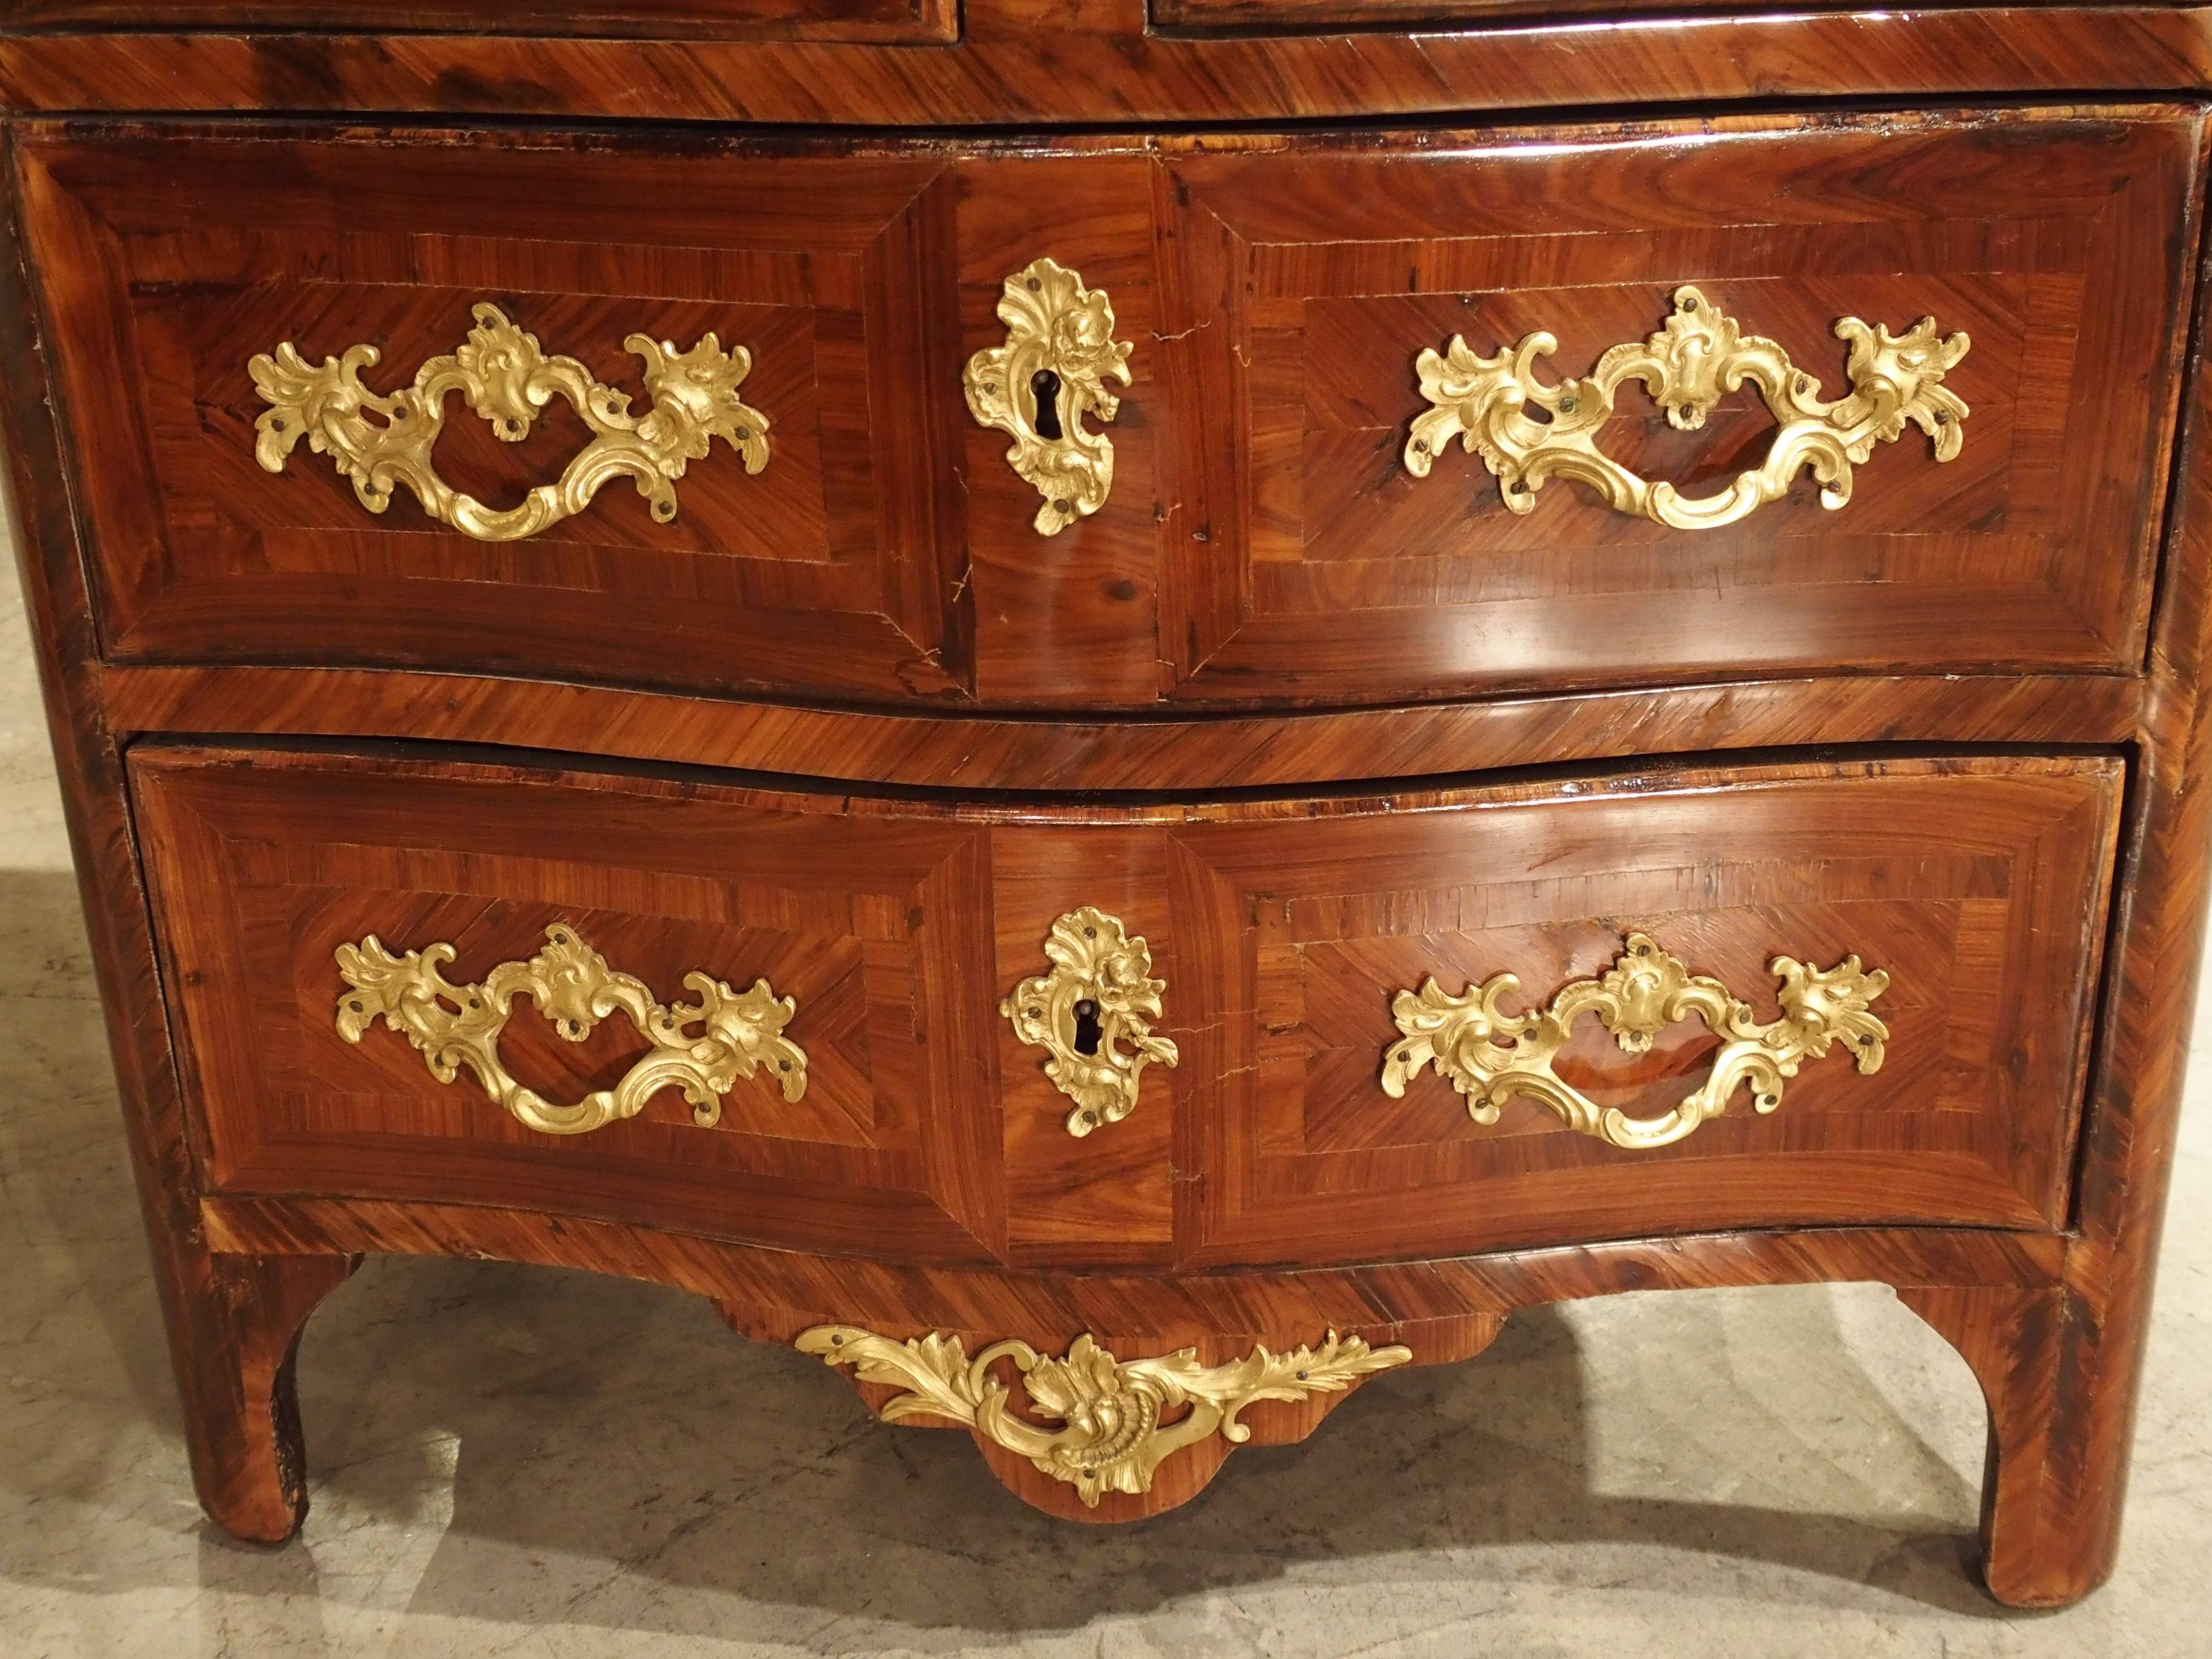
left=1031, top=370, right=1064, bottom=442
left=1072, top=998, right=1103, bottom=1056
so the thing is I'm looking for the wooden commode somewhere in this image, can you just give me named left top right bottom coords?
left=6, top=0, right=2212, bottom=1607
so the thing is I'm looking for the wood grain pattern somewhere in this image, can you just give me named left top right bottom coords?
left=0, top=131, right=365, bottom=1546
left=1898, top=1285, right=2076, bottom=1605
left=16, top=127, right=977, bottom=704
left=4, top=0, right=2211, bottom=1603
left=1156, top=0, right=1875, bottom=21
left=0, top=0, right=959, bottom=40
left=129, top=743, right=2122, bottom=1275
left=185, top=1251, right=361, bottom=1542
left=957, top=153, right=1165, bottom=707
left=203, top=1196, right=2073, bottom=1320
left=1979, top=127, right=2212, bottom=1607
left=1155, top=109, right=2202, bottom=702
left=1, top=5, right=2209, bottom=128
left=1170, top=754, right=2121, bottom=1264
left=20, top=111, right=2198, bottom=711
left=101, top=661, right=2148, bottom=792
left=130, top=745, right=1011, bottom=1265
left=200, top=1188, right=2067, bottom=1523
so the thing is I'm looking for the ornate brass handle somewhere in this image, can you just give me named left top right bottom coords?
left=798, top=1324, right=1409, bottom=1509
left=964, top=258, right=1133, bottom=535
left=334, top=924, right=807, bottom=1137
left=1404, top=286, right=1968, bottom=530
left=251, top=303, right=770, bottom=541
left=1380, top=932, right=1888, bottom=1150
left=1002, top=906, right=1178, bottom=1137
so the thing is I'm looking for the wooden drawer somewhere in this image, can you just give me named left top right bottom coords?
left=134, top=745, right=2117, bottom=1272
left=133, top=746, right=1013, bottom=1263
left=1153, top=109, right=2203, bottom=702
left=26, top=111, right=2200, bottom=715
left=1162, top=754, right=2119, bottom=1265
left=0, top=0, right=958, bottom=42
left=18, top=123, right=1170, bottom=707
left=17, top=129, right=982, bottom=704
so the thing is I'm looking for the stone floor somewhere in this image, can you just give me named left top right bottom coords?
left=1, top=556, right=2208, bottom=1658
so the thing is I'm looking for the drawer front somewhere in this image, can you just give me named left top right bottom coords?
left=19, top=130, right=982, bottom=703
left=1154, top=110, right=2203, bottom=702
left=22, top=126, right=1166, bottom=707
left=28, top=114, right=2198, bottom=718
left=137, top=746, right=2117, bottom=1272
left=1167, top=755, right=2119, bottom=1265
left=131, top=748, right=1008, bottom=1263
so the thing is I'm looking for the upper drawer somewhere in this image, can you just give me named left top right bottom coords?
left=0, top=0, right=957, bottom=41
left=17, top=124, right=1172, bottom=707
left=1152, top=109, right=2205, bottom=703
left=22, top=111, right=2203, bottom=712
left=15, top=127, right=997, bottom=704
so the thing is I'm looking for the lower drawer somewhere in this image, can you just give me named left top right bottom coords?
left=130, top=745, right=2119, bottom=1269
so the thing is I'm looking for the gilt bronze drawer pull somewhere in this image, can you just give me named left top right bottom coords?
left=1380, top=932, right=1889, bottom=1149
left=1002, top=905, right=1178, bottom=1136
left=798, top=1324, right=1410, bottom=1508
left=334, top=924, right=806, bottom=1137
left=965, top=258, right=1133, bottom=536
left=1404, top=285, right=1968, bottom=530
left=250, top=302, right=770, bottom=541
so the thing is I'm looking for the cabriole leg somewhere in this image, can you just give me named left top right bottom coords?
left=171, top=1250, right=358, bottom=1544
left=1898, top=1284, right=2126, bottom=1609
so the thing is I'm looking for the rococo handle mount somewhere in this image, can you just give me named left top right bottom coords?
left=1405, top=285, right=1969, bottom=530
left=1382, top=933, right=1890, bottom=1149
left=335, top=924, right=808, bottom=1137
left=251, top=302, right=770, bottom=541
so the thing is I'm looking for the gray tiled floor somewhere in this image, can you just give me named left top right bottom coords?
left=1, top=550, right=2206, bottom=1658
